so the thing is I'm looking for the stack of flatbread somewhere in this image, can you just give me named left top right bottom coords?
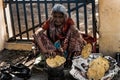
left=81, top=43, right=92, bottom=59
left=46, top=55, right=66, bottom=68
left=87, top=56, right=109, bottom=80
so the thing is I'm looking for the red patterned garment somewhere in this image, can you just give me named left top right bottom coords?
left=33, top=17, right=85, bottom=58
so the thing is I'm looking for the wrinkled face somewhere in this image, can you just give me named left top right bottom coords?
left=52, top=12, right=65, bottom=27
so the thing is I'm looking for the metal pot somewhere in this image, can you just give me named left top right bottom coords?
left=46, top=63, right=64, bottom=77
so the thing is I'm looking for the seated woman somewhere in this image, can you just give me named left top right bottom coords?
left=33, top=4, right=86, bottom=62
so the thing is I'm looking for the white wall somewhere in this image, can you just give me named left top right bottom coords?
left=0, top=0, right=7, bottom=51
left=99, top=0, right=120, bottom=57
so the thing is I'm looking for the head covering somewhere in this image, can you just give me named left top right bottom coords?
left=52, top=4, right=67, bottom=15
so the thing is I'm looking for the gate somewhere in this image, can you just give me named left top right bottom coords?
left=4, top=0, right=97, bottom=42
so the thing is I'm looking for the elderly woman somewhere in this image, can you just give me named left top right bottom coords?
left=33, top=4, right=86, bottom=61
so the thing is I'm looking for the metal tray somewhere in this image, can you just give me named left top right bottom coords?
left=70, top=53, right=120, bottom=80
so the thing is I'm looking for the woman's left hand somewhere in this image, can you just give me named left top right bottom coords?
left=74, top=51, right=81, bottom=57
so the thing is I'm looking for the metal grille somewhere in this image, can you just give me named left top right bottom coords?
left=4, top=0, right=97, bottom=41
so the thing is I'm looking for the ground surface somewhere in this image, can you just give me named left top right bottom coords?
left=0, top=49, right=120, bottom=80
left=0, top=49, right=75, bottom=80
left=0, top=49, right=48, bottom=80
left=0, top=49, right=30, bottom=67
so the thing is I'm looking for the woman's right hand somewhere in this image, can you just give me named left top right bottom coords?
left=45, top=50, right=57, bottom=58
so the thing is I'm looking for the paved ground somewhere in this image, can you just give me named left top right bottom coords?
left=0, top=49, right=75, bottom=80
left=0, top=49, right=48, bottom=80
left=0, top=49, right=120, bottom=80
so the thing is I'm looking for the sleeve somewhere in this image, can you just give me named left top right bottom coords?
left=42, top=20, right=50, bottom=30
left=62, top=18, right=75, bottom=32
left=67, top=18, right=75, bottom=25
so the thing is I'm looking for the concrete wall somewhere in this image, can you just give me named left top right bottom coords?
left=5, top=4, right=13, bottom=38
left=0, top=0, right=7, bottom=51
left=99, top=0, right=120, bottom=57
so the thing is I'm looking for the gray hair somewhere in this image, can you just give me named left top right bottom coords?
left=52, top=4, right=67, bottom=15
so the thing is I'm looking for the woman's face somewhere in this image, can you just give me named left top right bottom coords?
left=52, top=12, right=65, bottom=27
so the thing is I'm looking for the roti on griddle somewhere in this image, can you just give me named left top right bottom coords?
left=46, top=55, right=66, bottom=68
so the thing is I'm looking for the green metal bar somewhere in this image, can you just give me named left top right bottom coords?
left=16, top=0, right=22, bottom=39
left=4, top=0, right=96, bottom=42
left=9, top=1, right=16, bottom=40
left=30, top=0, right=35, bottom=33
left=23, top=0, right=29, bottom=40
left=92, top=0, right=97, bottom=38
left=45, top=0, right=48, bottom=20
left=9, top=23, right=44, bottom=40
left=52, top=0, right=55, bottom=7
left=67, top=0, right=71, bottom=17
left=37, top=0, right=41, bottom=26
left=84, top=0, right=88, bottom=34
left=4, top=0, right=93, bottom=4
left=76, top=0, right=80, bottom=29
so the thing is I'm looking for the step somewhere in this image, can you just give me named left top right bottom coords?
left=5, top=42, right=32, bottom=51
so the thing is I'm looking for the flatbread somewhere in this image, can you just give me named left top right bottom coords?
left=87, top=56, right=109, bottom=80
left=46, top=58, right=58, bottom=68
left=46, top=55, right=66, bottom=68
left=89, top=56, right=109, bottom=71
left=81, top=43, right=92, bottom=59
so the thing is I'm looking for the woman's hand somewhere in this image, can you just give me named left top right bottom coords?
left=55, top=48, right=65, bottom=57
left=74, top=51, right=81, bottom=57
left=44, top=50, right=56, bottom=58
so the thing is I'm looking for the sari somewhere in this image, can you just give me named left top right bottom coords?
left=33, top=17, right=85, bottom=58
